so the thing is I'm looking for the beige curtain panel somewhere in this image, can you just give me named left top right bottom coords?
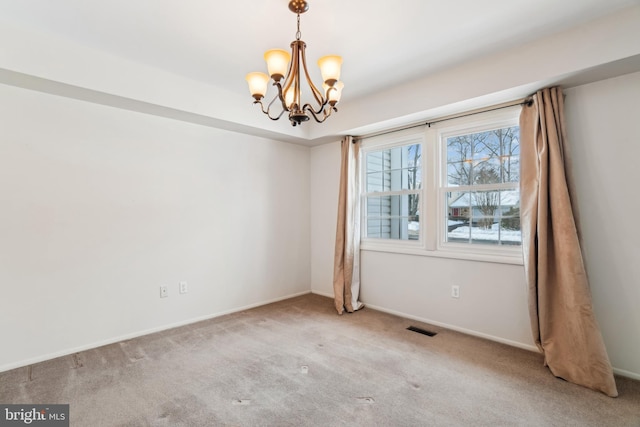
left=333, top=136, right=364, bottom=315
left=520, top=87, right=617, bottom=397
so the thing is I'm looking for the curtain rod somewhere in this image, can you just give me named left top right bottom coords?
left=355, top=97, right=533, bottom=141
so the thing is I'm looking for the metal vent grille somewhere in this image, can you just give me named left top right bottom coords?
left=407, top=326, right=437, bottom=337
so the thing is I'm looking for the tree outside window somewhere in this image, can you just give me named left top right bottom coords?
left=445, top=126, right=521, bottom=246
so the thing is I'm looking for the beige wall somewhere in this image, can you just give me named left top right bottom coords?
left=1, top=68, right=638, bottom=380
left=564, top=71, right=640, bottom=379
left=0, top=84, right=311, bottom=371
left=311, top=72, right=640, bottom=379
left=310, top=144, right=533, bottom=351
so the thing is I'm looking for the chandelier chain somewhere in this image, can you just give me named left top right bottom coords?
left=296, top=14, right=301, bottom=40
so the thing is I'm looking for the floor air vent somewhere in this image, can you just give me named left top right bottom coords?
left=407, top=326, right=437, bottom=337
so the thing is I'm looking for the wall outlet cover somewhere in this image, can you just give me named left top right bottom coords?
left=179, top=281, right=188, bottom=294
left=451, top=285, right=460, bottom=299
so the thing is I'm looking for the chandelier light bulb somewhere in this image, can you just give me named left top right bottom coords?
left=284, top=87, right=295, bottom=108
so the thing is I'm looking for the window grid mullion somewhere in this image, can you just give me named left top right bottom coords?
left=361, top=109, right=521, bottom=258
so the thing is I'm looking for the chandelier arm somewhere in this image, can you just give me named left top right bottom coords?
left=304, top=108, right=326, bottom=123
left=267, top=109, right=287, bottom=121
left=281, top=43, right=300, bottom=111
left=298, top=42, right=325, bottom=107
left=300, top=84, right=338, bottom=116
left=301, top=102, right=326, bottom=117
left=303, top=104, right=337, bottom=124
left=273, top=81, right=292, bottom=113
left=254, top=93, right=287, bottom=121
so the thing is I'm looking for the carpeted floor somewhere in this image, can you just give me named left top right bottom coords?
left=1, top=293, right=639, bottom=426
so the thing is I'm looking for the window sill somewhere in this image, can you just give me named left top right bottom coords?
left=360, top=242, right=524, bottom=265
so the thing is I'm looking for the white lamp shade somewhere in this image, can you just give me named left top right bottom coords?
left=318, top=55, right=342, bottom=83
left=245, top=72, right=269, bottom=98
left=264, top=49, right=291, bottom=79
left=324, top=81, right=344, bottom=103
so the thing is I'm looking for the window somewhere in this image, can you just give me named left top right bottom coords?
left=360, top=107, right=522, bottom=264
left=363, top=141, right=422, bottom=241
left=443, top=125, right=521, bottom=247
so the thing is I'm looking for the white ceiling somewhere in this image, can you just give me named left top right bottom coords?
left=1, top=0, right=640, bottom=145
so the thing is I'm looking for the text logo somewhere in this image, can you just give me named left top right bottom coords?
left=0, top=405, right=68, bottom=427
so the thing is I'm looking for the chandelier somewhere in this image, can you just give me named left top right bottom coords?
left=245, top=0, right=344, bottom=126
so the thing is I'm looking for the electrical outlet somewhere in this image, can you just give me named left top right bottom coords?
left=160, top=285, right=168, bottom=298
left=451, top=285, right=460, bottom=299
left=179, top=281, right=188, bottom=294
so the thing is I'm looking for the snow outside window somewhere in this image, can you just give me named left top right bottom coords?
left=443, top=125, right=521, bottom=247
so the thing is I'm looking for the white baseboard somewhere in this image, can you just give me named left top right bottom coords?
left=311, top=290, right=538, bottom=351
left=0, top=290, right=311, bottom=373
left=311, top=290, right=333, bottom=299
left=613, top=367, right=640, bottom=381
left=330, top=297, right=640, bottom=381
left=363, top=301, right=540, bottom=353
left=5, top=289, right=639, bottom=382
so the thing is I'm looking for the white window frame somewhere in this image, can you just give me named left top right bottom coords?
left=360, top=130, right=425, bottom=252
left=359, top=107, right=523, bottom=265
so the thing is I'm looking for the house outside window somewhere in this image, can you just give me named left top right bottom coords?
left=360, top=107, right=522, bottom=264
left=443, top=125, right=521, bottom=247
left=363, top=140, right=422, bottom=241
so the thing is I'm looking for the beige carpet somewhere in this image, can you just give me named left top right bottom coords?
left=1, top=293, right=639, bottom=426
